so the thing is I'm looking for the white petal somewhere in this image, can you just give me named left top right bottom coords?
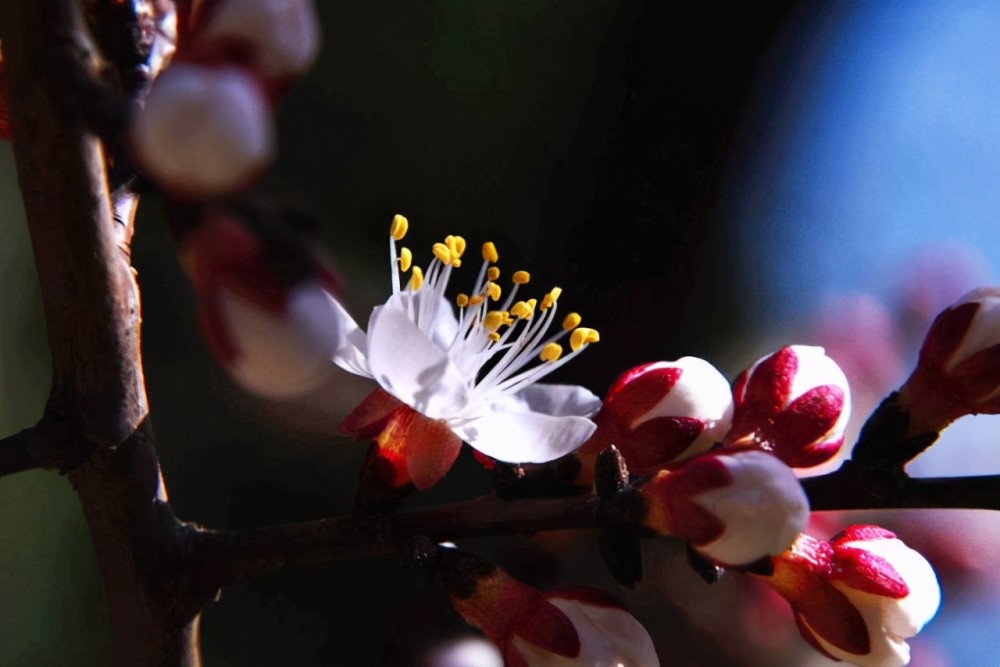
left=454, top=409, right=596, bottom=463
left=330, top=295, right=371, bottom=377
left=551, top=599, right=660, bottom=667
left=642, top=357, right=735, bottom=442
left=427, top=294, right=460, bottom=348
left=366, top=303, right=469, bottom=419
left=692, top=451, right=809, bottom=566
left=502, top=384, right=602, bottom=418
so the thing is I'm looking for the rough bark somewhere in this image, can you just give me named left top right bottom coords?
left=0, top=2, right=202, bottom=664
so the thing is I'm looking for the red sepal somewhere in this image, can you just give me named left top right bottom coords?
left=918, top=301, right=978, bottom=371
left=741, top=346, right=797, bottom=417
left=604, top=363, right=682, bottom=426
left=830, top=525, right=897, bottom=545
left=361, top=404, right=463, bottom=490
left=340, top=388, right=404, bottom=438
left=624, top=416, right=704, bottom=474
left=833, top=546, right=909, bottom=599
left=509, top=599, right=581, bottom=659
left=794, top=613, right=843, bottom=662
left=643, top=456, right=730, bottom=544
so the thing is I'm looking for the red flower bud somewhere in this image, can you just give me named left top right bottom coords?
left=586, top=357, right=733, bottom=475
left=724, top=345, right=850, bottom=468
left=759, top=526, right=940, bottom=667
left=437, top=548, right=660, bottom=667
left=902, top=287, right=1000, bottom=434
left=637, top=450, right=808, bottom=566
left=182, top=211, right=348, bottom=399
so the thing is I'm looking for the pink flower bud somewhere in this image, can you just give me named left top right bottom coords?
left=590, top=358, right=734, bottom=474
left=724, top=345, right=851, bottom=468
left=438, top=549, right=660, bottom=667
left=130, top=62, right=274, bottom=198
left=902, top=287, right=1000, bottom=433
left=761, top=526, right=940, bottom=667
left=637, top=450, right=808, bottom=566
left=183, top=212, right=348, bottom=399
left=191, top=0, right=320, bottom=87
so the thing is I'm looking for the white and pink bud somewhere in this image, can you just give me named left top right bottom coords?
left=902, top=287, right=1000, bottom=434
left=437, top=548, right=660, bottom=667
left=586, top=357, right=734, bottom=474
left=130, top=62, right=273, bottom=198
left=190, top=0, right=321, bottom=90
left=760, top=526, right=940, bottom=667
left=637, top=450, right=808, bottom=566
left=182, top=211, right=349, bottom=399
left=724, top=345, right=851, bottom=469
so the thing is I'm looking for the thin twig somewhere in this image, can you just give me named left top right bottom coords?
left=196, top=462, right=1000, bottom=588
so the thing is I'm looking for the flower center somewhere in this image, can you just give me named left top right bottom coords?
left=388, top=215, right=599, bottom=416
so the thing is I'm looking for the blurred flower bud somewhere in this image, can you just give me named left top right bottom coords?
left=901, top=287, right=1000, bottom=434
left=637, top=450, right=808, bottom=566
left=760, top=526, right=940, bottom=667
left=436, top=548, right=660, bottom=667
left=182, top=210, right=349, bottom=399
left=193, top=0, right=320, bottom=89
left=130, top=62, right=273, bottom=198
left=587, top=357, right=734, bottom=474
left=724, top=345, right=850, bottom=468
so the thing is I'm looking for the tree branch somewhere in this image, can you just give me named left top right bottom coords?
left=802, top=460, right=1000, bottom=511
left=0, top=420, right=79, bottom=478
left=196, top=460, right=1000, bottom=588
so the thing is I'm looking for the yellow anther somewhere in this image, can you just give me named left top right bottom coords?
left=469, top=294, right=486, bottom=306
left=409, top=266, right=424, bottom=291
left=483, top=310, right=508, bottom=331
left=446, top=235, right=467, bottom=258
left=487, top=267, right=501, bottom=281
left=527, top=298, right=537, bottom=310
left=488, top=332, right=501, bottom=342
left=511, top=300, right=533, bottom=320
left=456, top=293, right=470, bottom=308
left=398, top=247, right=412, bottom=272
left=569, top=327, right=599, bottom=351
left=540, top=287, right=563, bottom=310
left=540, top=342, right=564, bottom=362
left=487, top=282, right=502, bottom=301
left=390, top=214, right=409, bottom=240
left=562, top=312, right=582, bottom=330
left=482, top=241, right=499, bottom=263
left=512, top=270, right=531, bottom=285
left=432, top=242, right=452, bottom=265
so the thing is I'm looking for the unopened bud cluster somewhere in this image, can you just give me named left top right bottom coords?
left=130, top=0, right=320, bottom=197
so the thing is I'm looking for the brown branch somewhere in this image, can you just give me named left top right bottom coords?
left=194, top=493, right=619, bottom=588
left=802, top=461, right=1000, bottom=511
left=0, top=2, right=202, bottom=665
left=0, top=420, right=79, bottom=478
left=196, top=458, right=1000, bottom=589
